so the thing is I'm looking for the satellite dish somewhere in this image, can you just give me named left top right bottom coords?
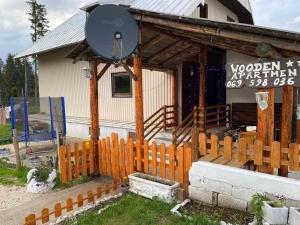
left=85, top=4, right=139, bottom=62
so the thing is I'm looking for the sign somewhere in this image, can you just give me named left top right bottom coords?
left=226, top=56, right=300, bottom=88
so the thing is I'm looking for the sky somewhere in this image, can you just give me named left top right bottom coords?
left=0, top=0, right=300, bottom=61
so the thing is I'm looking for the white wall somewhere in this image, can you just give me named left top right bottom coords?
left=226, top=50, right=282, bottom=104
left=191, top=0, right=239, bottom=22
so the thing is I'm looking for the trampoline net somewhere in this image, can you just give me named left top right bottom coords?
left=10, top=97, right=66, bottom=142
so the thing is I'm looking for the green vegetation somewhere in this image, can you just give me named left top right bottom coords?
left=0, top=124, right=12, bottom=145
left=250, top=193, right=270, bottom=225
left=54, top=173, right=92, bottom=190
left=67, top=194, right=223, bottom=225
left=0, top=158, right=29, bottom=186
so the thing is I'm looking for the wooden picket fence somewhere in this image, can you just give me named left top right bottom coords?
left=24, top=180, right=120, bottom=225
left=198, top=133, right=300, bottom=172
left=59, top=133, right=193, bottom=190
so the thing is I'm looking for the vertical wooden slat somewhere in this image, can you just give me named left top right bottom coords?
left=89, top=140, right=95, bottom=175
left=151, top=142, right=157, bottom=176
left=199, top=133, right=207, bottom=156
left=41, top=208, right=49, bottom=224
left=25, top=214, right=36, bottom=225
left=271, top=141, right=281, bottom=169
left=54, top=203, right=62, bottom=218
left=106, top=137, right=112, bottom=176
left=77, top=194, right=83, bottom=207
left=254, top=140, right=264, bottom=166
left=125, top=137, right=130, bottom=174
left=210, top=134, right=219, bottom=158
left=184, top=146, right=192, bottom=191
left=169, top=144, right=175, bottom=181
left=128, top=138, right=134, bottom=174
left=66, top=145, right=72, bottom=182
left=224, top=136, right=232, bottom=160
left=111, top=134, right=116, bottom=178
left=59, top=146, right=67, bottom=184
left=160, top=144, right=166, bottom=178
left=82, top=142, right=87, bottom=176
left=101, top=139, right=107, bottom=175
left=144, top=140, right=149, bottom=174
left=136, top=139, right=142, bottom=171
left=238, top=138, right=247, bottom=164
left=66, top=198, right=73, bottom=212
left=290, top=143, right=300, bottom=171
left=120, top=138, right=126, bottom=179
left=87, top=190, right=94, bottom=203
left=98, top=140, right=102, bottom=175
left=177, top=147, right=184, bottom=187
left=115, top=134, right=120, bottom=179
left=74, top=143, right=80, bottom=179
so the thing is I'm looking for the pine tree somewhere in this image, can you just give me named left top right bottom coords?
left=26, top=0, right=49, bottom=99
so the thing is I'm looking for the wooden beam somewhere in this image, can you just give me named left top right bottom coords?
left=97, top=63, right=111, bottom=81
left=160, top=45, right=192, bottom=66
left=90, top=60, right=99, bottom=152
left=146, top=40, right=182, bottom=63
left=142, top=34, right=165, bottom=52
left=134, top=47, right=144, bottom=142
left=199, top=46, right=207, bottom=131
left=172, top=69, right=178, bottom=126
left=122, top=64, right=138, bottom=81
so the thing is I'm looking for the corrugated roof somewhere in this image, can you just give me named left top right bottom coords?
left=16, top=0, right=204, bottom=58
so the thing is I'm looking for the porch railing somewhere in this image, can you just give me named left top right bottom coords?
left=144, top=105, right=175, bottom=141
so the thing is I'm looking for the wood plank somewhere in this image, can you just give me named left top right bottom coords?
left=199, top=133, right=207, bottom=156
left=97, top=63, right=111, bottom=81
left=151, top=142, right=157, bottom=176
left=89, top=140, right=95, bottom=175
left=82, top=142, right=87, bottom=176
left=106, top=137, right=112, bottom=176
left=224, top=136, right=232, bottom=160
left=98, top=140, right=102, bottom=175
left=290, top=143, right=300, bottom=171
left=254, top=140, right=264, bottom=166
left=66, top=198, right=73, bottom=212
left=128, top=138, right=135, bottom=174
left=54, top=203, right=62, bottom=217
left=147, top=40, right=182, bottom=63
left=136, top=139, right=142, bottom=172
left=160, top=144, right=166, bottom=178
left=169, top=144, right=175, bottom=181
left=120, top=138, right=126, bottom=179
left=41, top=208, right=49, bottom=223
left=238, top=138, right=247, bottom=164
left=101, top=139, right=107, bottom=175
left=74, top=143, right=80, bottom=178
left=142, top=34, right=165, bottom=52
left=66, top=145, right=72, bottom=182
left=144, top=140, right=149, bottom=174
left=199, top=46, right=207, bottom=109
left=210, top=134, right=219, bottom=158
left=113, top=133, right=120, bottom=179
left=184, top=146, right=192, bottom=191
left=177, top=147, right=184, bottom=187
left=271, top=141, right=281, bottom=169
left=59, top=146, right=67, bottom=184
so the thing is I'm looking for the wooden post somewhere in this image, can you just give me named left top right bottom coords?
left=13, top=129, right=21, bottom=169
left=90, top=60, right=99, bottom=150
left=134, top=46, right=144, bottom=142
left=172, top=69, right=178, bottom=126
left=199, top=46, right=207, bottom=131
left=191, top=128, right=200, bottom=161
left=280, top=86, right=294, bottom=176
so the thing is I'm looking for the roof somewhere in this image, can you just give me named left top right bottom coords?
left=16, top=0, right=204, bottom=58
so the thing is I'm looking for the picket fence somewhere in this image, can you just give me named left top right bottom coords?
left=59, top=133, right=193, bottom=190
left=198, top=133, right=300, bottom=172
left=24, top=180, right=120, bottom=225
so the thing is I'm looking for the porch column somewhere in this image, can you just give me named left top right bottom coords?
left=199, top=46, right=207, bottom=131
left=90, top=60, right=99, bottom=148
left=172, top=69, right=178, bottom=126
left=134, top=47, right=144, bottom=142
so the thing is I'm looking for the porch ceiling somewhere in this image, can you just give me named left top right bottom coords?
left=66, top=7, right=300, bottom=71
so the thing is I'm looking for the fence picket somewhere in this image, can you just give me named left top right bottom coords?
left=177, top=147, right=184, bottom=187
left=136, top=139, right=142, bottom=172
left=210, top=134, right=219, bottom=158
left=87, top=190, right=94, bottom=203
left=271, top=141, right=281, bottom=169
left=151, top=142, right=157, bottom=176
left=144, top=140, right=149, bottom=174
left=41, top=208, right=49, bottom=223
left=114, top=134, right=120, bottom=179
left=77, top=194, right=83, bottom=207
left=120, top=138, right=126, bottom=179
left=111, top=134, right=116, bottom=178
left=59, top=146, right=67, bottom=184
left=101, top=139, right=107, bottom=175
left=98, top=140, right=102, bottom=174
left=169, top=144, right=175, bottom=181
left=238, top=138, right=247, bottom=163
left=199, top=133, right=207, bottom=156
left=66, top=198, right=73, bottom=212
left=160, top=144, right=166, bottom=178
left=128, top=138, right=134, bottom=174
left=184, top=146, right=192, bottom=191
left=89, top=140, right=95, bottom=175
left=74, top=143, right=80, bottom=179
left=254, top=140, right=264, bottom=166
left=290, top=143, right=299, bottom=171
left=54, top=203, right=62, bottom=217
left=82, top=142, right=87, bottom=176
left=25, top=214, right=36, bottom=225
left=66, top=145, right=72, bottom=182
left=106, top=137, right=112, bottom=176
left=224, top=136, right=232, bottom=160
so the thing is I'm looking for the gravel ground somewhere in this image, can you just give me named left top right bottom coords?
left=0, top=185, right=43, bottom=211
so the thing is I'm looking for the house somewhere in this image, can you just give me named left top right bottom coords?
left=16, top=0, right=300, bottom=148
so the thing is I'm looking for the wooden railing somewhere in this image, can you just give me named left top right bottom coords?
left=144, top=105, right=175, bottom=141
left=172, top=107, right=198, bottom=148
left=199, top=104, right=231, bottom=130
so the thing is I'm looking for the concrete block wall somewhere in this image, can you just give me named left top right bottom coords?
left=189, top=162, right=300, bottom=212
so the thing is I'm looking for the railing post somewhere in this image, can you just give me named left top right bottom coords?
left=172, top=128, right=177, bottom=146
left=193, top=106, right=198, bottom=127
left=163, top=105, right=167, bottom=131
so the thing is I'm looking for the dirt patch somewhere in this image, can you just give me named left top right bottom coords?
left=0, top=185, right=43, bottom=211
left=182, top=201, right=254, bottom=225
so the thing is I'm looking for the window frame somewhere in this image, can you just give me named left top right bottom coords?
left=111, top=72, right=133, bottom=98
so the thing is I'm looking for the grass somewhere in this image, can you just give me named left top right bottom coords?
left=67, top=194, right=223, bottom=225
left=0, top=124, right=12, bottom=145
left=0, top=158, right=30, bottom=186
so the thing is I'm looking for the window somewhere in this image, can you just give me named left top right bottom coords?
left=111, top=72, right=132, bottom=98
left=227, top=16, right=235, bottom=23
left=199, top=4, right=208, bottom=18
